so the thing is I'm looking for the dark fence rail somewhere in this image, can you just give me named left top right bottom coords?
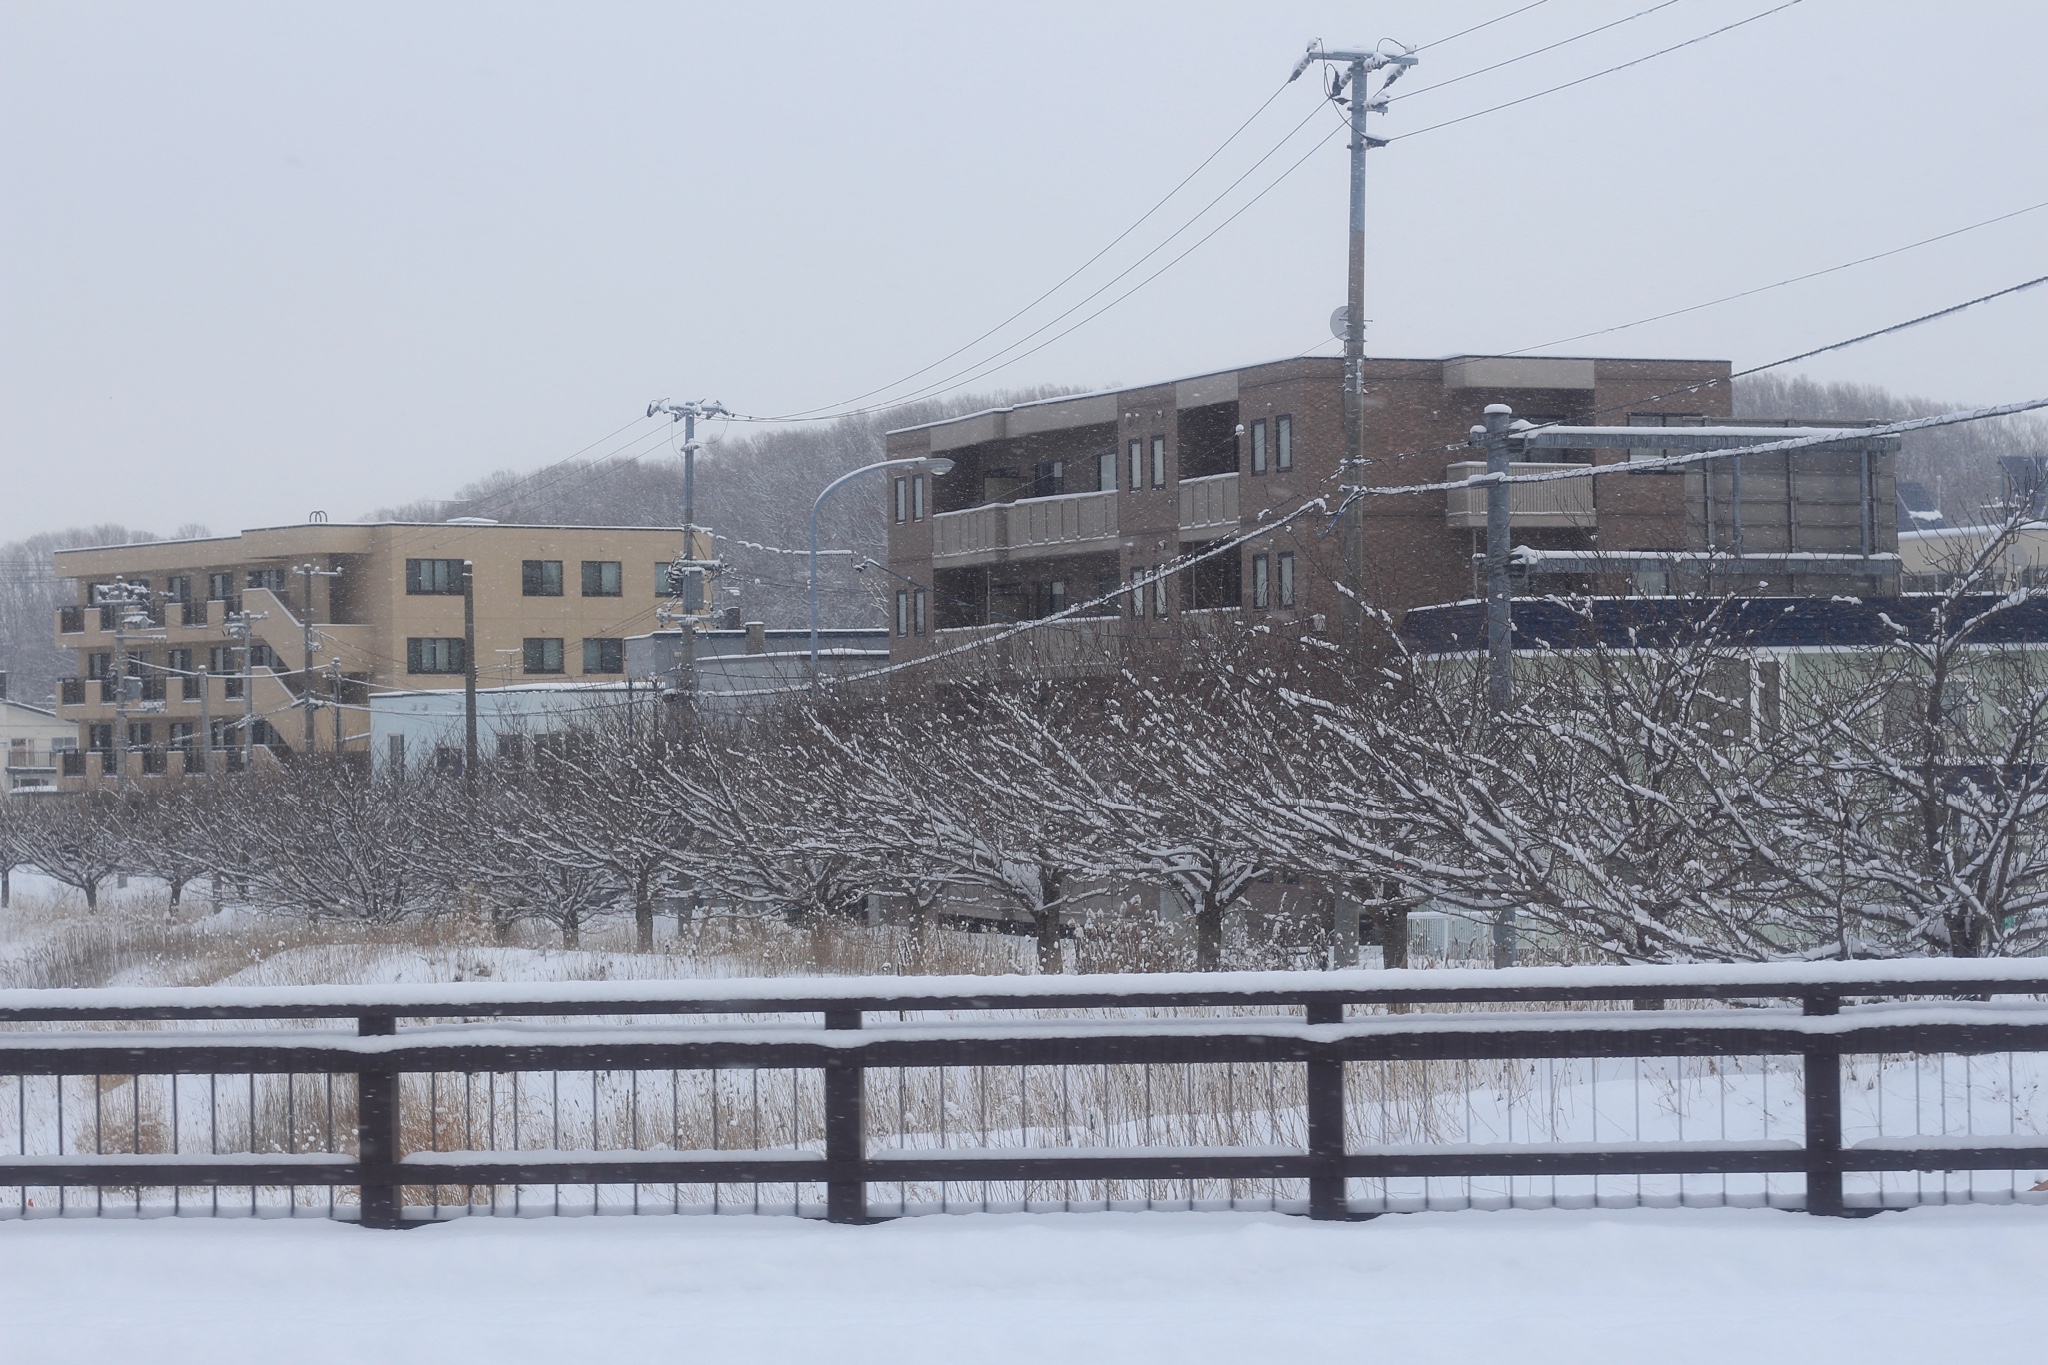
left=2, top=961, right=2046, bottom=1228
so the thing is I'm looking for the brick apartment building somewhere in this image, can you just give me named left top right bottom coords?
left=51, top=520, right=700, bottom=786
left=879, top=354, right=1900, bottom=669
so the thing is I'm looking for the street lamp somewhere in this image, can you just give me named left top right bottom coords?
left=809, top=456, right=953, bottom=682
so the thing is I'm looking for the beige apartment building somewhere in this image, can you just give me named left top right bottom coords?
left=52, top=521, right=701, bottom=787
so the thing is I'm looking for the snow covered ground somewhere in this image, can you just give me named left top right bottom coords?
left=0, top=1205, right=2040, bottom=1364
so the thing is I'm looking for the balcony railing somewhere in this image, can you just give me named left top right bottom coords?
left=59, top=752, right=85, bottom=778
left=58, top=606, right=84, bottom=634
left=181, top=599, right=209, bottom=627
left=59, top=679, right=85, bottom=707
left=932, top=490, right=1119, bottom=565
left=1178, top=473, right=1240, bottom=534
left=1444, top=461, right=1597, bottom=530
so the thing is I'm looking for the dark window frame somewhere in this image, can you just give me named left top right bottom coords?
left=405, top=637, right=468, bottom=675
left=1278, top=551, right=1296, bottom=608
left=522, top=559, right=564, bottom=597
left=1250, top=419, right=1269, bottom=475
left=1252, top=553, right=1270, bottom=609
left=1150, top=435, right=1167, bottom=488
left=582, top=637, right=624, bottom=674
left=895, top=589, right=910, bottom=637
left=405, top=559, right=465, bottom=596
left=893, top=477, right=907, bottom=524
left=522, top=637, right=565, bottom=675
left=580, top=560, right=623, bottom=598
left=1128, top=439, right=1143, bottom=492
left=1275, top=415, right=1294, bottom=472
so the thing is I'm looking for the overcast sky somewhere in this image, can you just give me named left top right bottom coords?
left=3, top=0, right=2044, bottom=545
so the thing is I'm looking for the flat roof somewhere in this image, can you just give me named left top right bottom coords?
left=887, top=352, right=1731, bottom=438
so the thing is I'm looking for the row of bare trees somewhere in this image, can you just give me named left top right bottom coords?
left=5, top=524, right=2046, bottom=969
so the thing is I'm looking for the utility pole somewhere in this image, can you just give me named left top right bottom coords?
left=196, top=665, right=212, bottom=777
left=1289, top=41, right=1416, bottom=649
left=103, top=578, right=162, bottom=790
left=330, top=658, right=344, bottom=756
left=224, top=605, right=267, bottom=770
left=1476, top=404, right=1515, bottom=712
left=295, top=563, right=343, bottom=755
left=461, top=560, right=479, bottom=796
left=647, top=399, right=729, bottom=709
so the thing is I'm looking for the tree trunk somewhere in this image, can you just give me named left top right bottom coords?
left=1034, top=911, right=1063, bottom=974
left=1379, top=900, right=1410, bottom=970
left=561, top=910, right=580, bottom=949
left=168, top=877, right=184, bottom=912
left=1195, top=888, right=1225, bottom=972
left=1, top=866, right=9, bottom=908
left=83, top=879, right=98, bottom=912
left=633, top=867, right=654, bottom=953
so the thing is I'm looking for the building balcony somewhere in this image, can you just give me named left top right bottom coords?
left=931, top=489, right=1119, bottom=567
left=1444, top=461, right=1596, bottom=530
left=1178, top=473, right=1239, bottom=537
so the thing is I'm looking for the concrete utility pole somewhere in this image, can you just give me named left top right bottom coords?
left=461, top=560, right=478, bottom=795
left=1476, top=404, right=1516, bottom=713
left=295, top=562, right=342, bottom=755
left=196, top=666, right=212, bottom=777
left=1289, top=41, right=1416, bottom=647
left=647, top=399, right=729, bottom=706
left=103, top=578, right=163, bottom=789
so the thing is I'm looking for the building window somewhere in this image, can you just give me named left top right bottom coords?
left=522, top=559, right=564, bottom=596
left=88, top=724, right=113, bottom=753
left=523, top=638, right=565, bottom=674
left=913, top=589, right=928, bottom=636
left=1252, top=554, right=1270, bottom=608
left=1278, top=551, right=1296, bottom=608
left=583, top=637, right=624, bottom=674
left=1097, top=449, right=1116, bottom=492
left=1150, top=436, right=1167, bottom=488
left=1627, top=412, right=1708, bottom=466
left=895, top=589, right=910, bottom=637
left=893, top=477, right=907, bottom=524
left=248, top=643, right=278, bottom=671
left=406, top=637, right=467, bottom=674
left=1153, top=570, right=1169, bottom=617
left=405, top=559, right=464, bottom=595
left=1130, top=566, right=1146, bottom=617
left=169, top=721, right=196, bottom=757
left=127, top=722, right=153, bottom=749
left=207, top=572, right=236, bottom=600
left=246, top=568, right=285, bottom=593
left=581, top=560, right=623, bottom=597
left=163, top=575, right=192, bottom=603
left=1275, top=416, right=1293, bottom=472
left=87, top=651, right=112, bottom=680
left=912, top=475, right=927, bottom=522
left=1250, top=419, right=1268, bottom=475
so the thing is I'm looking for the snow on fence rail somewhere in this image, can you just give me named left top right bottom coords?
left=1, top=963, right=2045, bottom=1226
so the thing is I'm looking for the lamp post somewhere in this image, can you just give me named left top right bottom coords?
left=809, top=456, right=953, bottom=683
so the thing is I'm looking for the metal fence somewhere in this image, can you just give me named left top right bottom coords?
left=1, top=961, right=2045, bottom=1226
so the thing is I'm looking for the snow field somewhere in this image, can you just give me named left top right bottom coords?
left=0, top=1205, right=2042, bottom=1364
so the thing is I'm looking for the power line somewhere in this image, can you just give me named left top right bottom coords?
left=1415, top=0, right=1555, bottom=51
left=1390, top=0, right=1685, bottom=103
left=1502, top=201, right=2048, bottom=356
left=1390, top=0, right=1807, bottom=142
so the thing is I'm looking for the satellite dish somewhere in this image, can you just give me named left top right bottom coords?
left=1329, top=306, right=1349, bottom=339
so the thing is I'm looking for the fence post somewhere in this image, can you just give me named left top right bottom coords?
left=824, top=1008, right=866, bottom=1224
left=1802, top=993, right=1845, bottom=1217
left=356, top=1012, right=404, bottom=1229
left=1305, top=1001, right=1348, bottom=1220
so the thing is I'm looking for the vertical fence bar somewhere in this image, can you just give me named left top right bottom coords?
left=356, top=1012, right=404, bottom=1229
left=1802, top=994, right=1845, bottom=1217
left=1305, top=1000, right=1347, bottom=1220
left=824, top=1008, right=866, bottom=1224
